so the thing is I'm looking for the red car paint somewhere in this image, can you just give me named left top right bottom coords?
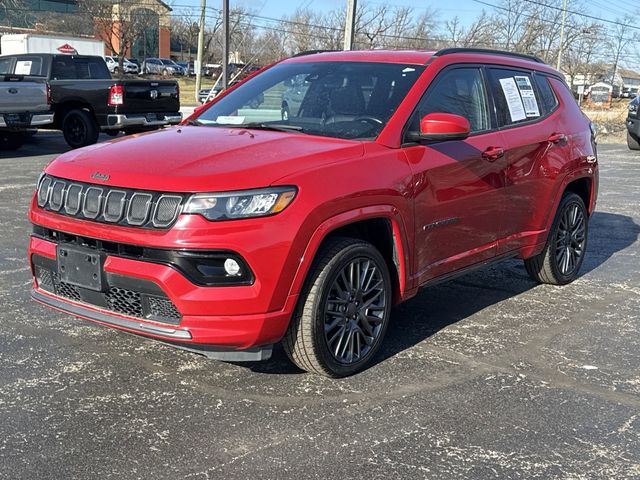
left=28, top=49, right=598, bottom=358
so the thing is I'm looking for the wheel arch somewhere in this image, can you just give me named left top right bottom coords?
left=287, top=206, right=412, bottom=305
left=54, top=100, right=96, bottom=129
left=564, top=176, right=594, bottom=214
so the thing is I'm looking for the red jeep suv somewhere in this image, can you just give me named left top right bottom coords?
left=29, top=48, right=598, bottom=377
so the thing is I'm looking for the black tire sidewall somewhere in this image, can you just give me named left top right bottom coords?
left=548, top=194, right=589, bottom=284
left=0, top=132, right=24, bottom=150
left=62, top=110, right=98, bottom=149
left=628, top=131, right=640, bottom=150
left=312, top=243, right=392, bottom=377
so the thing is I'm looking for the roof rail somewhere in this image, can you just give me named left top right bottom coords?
left=291, top=49, right=338, bottom=58
left=433, top=48, right=545, bottom=64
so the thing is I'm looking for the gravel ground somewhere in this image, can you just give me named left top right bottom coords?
left=0, top=133, right=639, bottom=479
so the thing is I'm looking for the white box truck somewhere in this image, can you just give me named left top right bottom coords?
left=0, top=34, right=105, bottom=57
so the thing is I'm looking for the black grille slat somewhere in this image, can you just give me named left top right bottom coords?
left=35, top=265, right=182, bottom=325
left=107, top=287, right=144, bottom=317
left=36, top=175, right=184, bottom=230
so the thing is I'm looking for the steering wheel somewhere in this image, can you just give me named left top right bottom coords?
left=354, top=116, right=384, bottom=127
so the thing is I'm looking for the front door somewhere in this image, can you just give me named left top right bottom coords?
left=402, top=67, right=506, bottom=284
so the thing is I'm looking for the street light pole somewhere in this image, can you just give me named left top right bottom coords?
left=344, top=0, right=357, bottom=51
left=556, top=0, right=567, bottom=71
left=194, top=0, right=206, bottom=104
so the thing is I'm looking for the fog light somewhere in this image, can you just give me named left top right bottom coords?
left=224, top=258, right=241, bottom=276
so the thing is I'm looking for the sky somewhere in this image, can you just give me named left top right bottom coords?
left=169, top=0, right=636, bottom=29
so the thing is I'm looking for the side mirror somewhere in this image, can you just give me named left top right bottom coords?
left=411, top=113, right=471, bottom=142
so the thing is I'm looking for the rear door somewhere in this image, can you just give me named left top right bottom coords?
left=485, top=68, right=562, bottom=253
left=402, top=66, right=506, bottom=284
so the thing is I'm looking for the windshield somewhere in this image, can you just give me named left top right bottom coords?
left=195, top=61, right=424, bottom=140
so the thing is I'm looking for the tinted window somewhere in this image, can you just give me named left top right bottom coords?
left=51, top=56, right=110, bottom=80
left=534, top=73, right=558, bottom=115
left=409, top=67, right=490, bottom=133
left=488, top=68, right=541, bottom=126
left=0, top=57, right=13, bottom=74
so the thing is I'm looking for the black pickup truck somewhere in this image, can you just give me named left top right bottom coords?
left=0, top=54, right=181, bottom=148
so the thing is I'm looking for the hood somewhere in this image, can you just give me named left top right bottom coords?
left=46, top=126, right=364, bottom=192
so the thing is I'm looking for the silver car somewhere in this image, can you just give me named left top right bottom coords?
left=105, top=56, right=139, bottom=75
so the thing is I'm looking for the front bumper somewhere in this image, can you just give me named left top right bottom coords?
left=105, top=112, right=182, bottom=130
left=28, top=231, right=297, bottom=360
left=0, top=112, right=53, bottom=129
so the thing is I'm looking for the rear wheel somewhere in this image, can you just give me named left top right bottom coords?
left=283, top=238, right=392, bottom=377
left=628, top=131, right=640, bottom=150
left=524, top=192, right=588, bottom=285
left=0, top=132, right=24, bottom=150
left=62, top=109, right=99, bottom=149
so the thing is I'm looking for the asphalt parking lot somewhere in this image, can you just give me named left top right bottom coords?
left=1, top=132, right=639, bottom=479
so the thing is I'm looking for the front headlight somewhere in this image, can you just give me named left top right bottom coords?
left=183, top=186, right=297, bottom=221
left=629, top=102, right=638, bottom=113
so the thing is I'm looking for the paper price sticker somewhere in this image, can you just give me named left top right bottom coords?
left=514, top=76, right=540, bottom=117
left=499, top=77, right=526, bottom=122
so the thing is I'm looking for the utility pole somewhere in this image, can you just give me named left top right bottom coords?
left=556, top=0, right=567, bottom=71
left=194, top=0, right=206, bottom=103
left=344, top=0, right=357, bottom=51
left=222, top=0, right=229, bottom=89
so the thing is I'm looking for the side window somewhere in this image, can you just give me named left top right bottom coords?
left=409, top=67, right=490, bottom=134
left=534, top=73, right=558, bottom=115
left=51, top=56, right=75, bottom=80
left=0, top=57, right=14, bottom=74
left=87, top=58, right=110, bottom=79
left=488, top=68, right=541, bottom=126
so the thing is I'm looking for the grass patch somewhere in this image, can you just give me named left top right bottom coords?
left=178, top=77, right=218, bottom=106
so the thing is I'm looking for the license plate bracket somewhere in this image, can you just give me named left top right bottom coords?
left=57, top=245, right=103, bottom=292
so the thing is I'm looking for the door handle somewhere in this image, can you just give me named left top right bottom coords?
left=548, top=132, right=567, bottom=144
left=482, top=146, right=504, bottom=161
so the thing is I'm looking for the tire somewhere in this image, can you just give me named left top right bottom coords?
left=283, top=237, right=393, bottom=377
left=524, top=192, right=588, bottom=285
left=62, top=109, right=99, bottom=149
left=104, top=130, right=120, bottom=137
left=627, top=131, right=640, bottom=150
left=113, top=67, right=119, bottom=75
left=0, top=132, right=24, bottom=150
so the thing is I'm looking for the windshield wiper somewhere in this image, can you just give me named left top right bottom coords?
left=224, top=122, right=304, bottom=133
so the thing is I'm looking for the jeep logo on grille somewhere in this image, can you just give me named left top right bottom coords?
left=150, top=89, right=158, bottom=100
left=90, top=172, right=110, bottom=181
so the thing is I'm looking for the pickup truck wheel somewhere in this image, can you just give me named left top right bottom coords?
left=283, top=238, right=392, bottom=377
left=0, top=132, right=24, bottom=150
left=62, top=109, right=99, bottom=149
left=524, top=192, right=588, bottom=285
left=104, top=130, right=120, bottom=137
left=628, top=131, right=640, bottom=150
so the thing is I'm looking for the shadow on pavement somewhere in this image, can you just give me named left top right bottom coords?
left=245, top=211, right=640, bottom=376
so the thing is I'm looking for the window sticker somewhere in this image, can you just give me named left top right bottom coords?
left=499, top=77, right=526, bottom=122
left=514, top=75, right=540, bottom=117
left=215, top=116, right=245, bottom=125
left=15, top=61, right=32, bottom=75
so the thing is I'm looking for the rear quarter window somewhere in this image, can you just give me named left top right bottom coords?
left=534, top=73, right=559, bottom=115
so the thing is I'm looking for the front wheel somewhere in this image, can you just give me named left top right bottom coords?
left=0, top=132, right=25, bottom=150
left=628, top=131, right=640, bottom=150
left=283, top=238, right=392, bottom=377
left=524, top=192, right=588, bottom=285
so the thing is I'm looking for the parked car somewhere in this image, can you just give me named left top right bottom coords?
left=0, top=73, right=53, bottom=149
left=176, top=61, right=195, bottom=76
left=197, top=80, right=239, bottom=103
left=627, top=95, right=639, bottom=150
left=0, top=53, right=181, bottom=148
left=105, top=56, right=139, bottom=75
left=29, top=48, right=598, bottom=377
left=142, top=58, right=185, bottom=76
